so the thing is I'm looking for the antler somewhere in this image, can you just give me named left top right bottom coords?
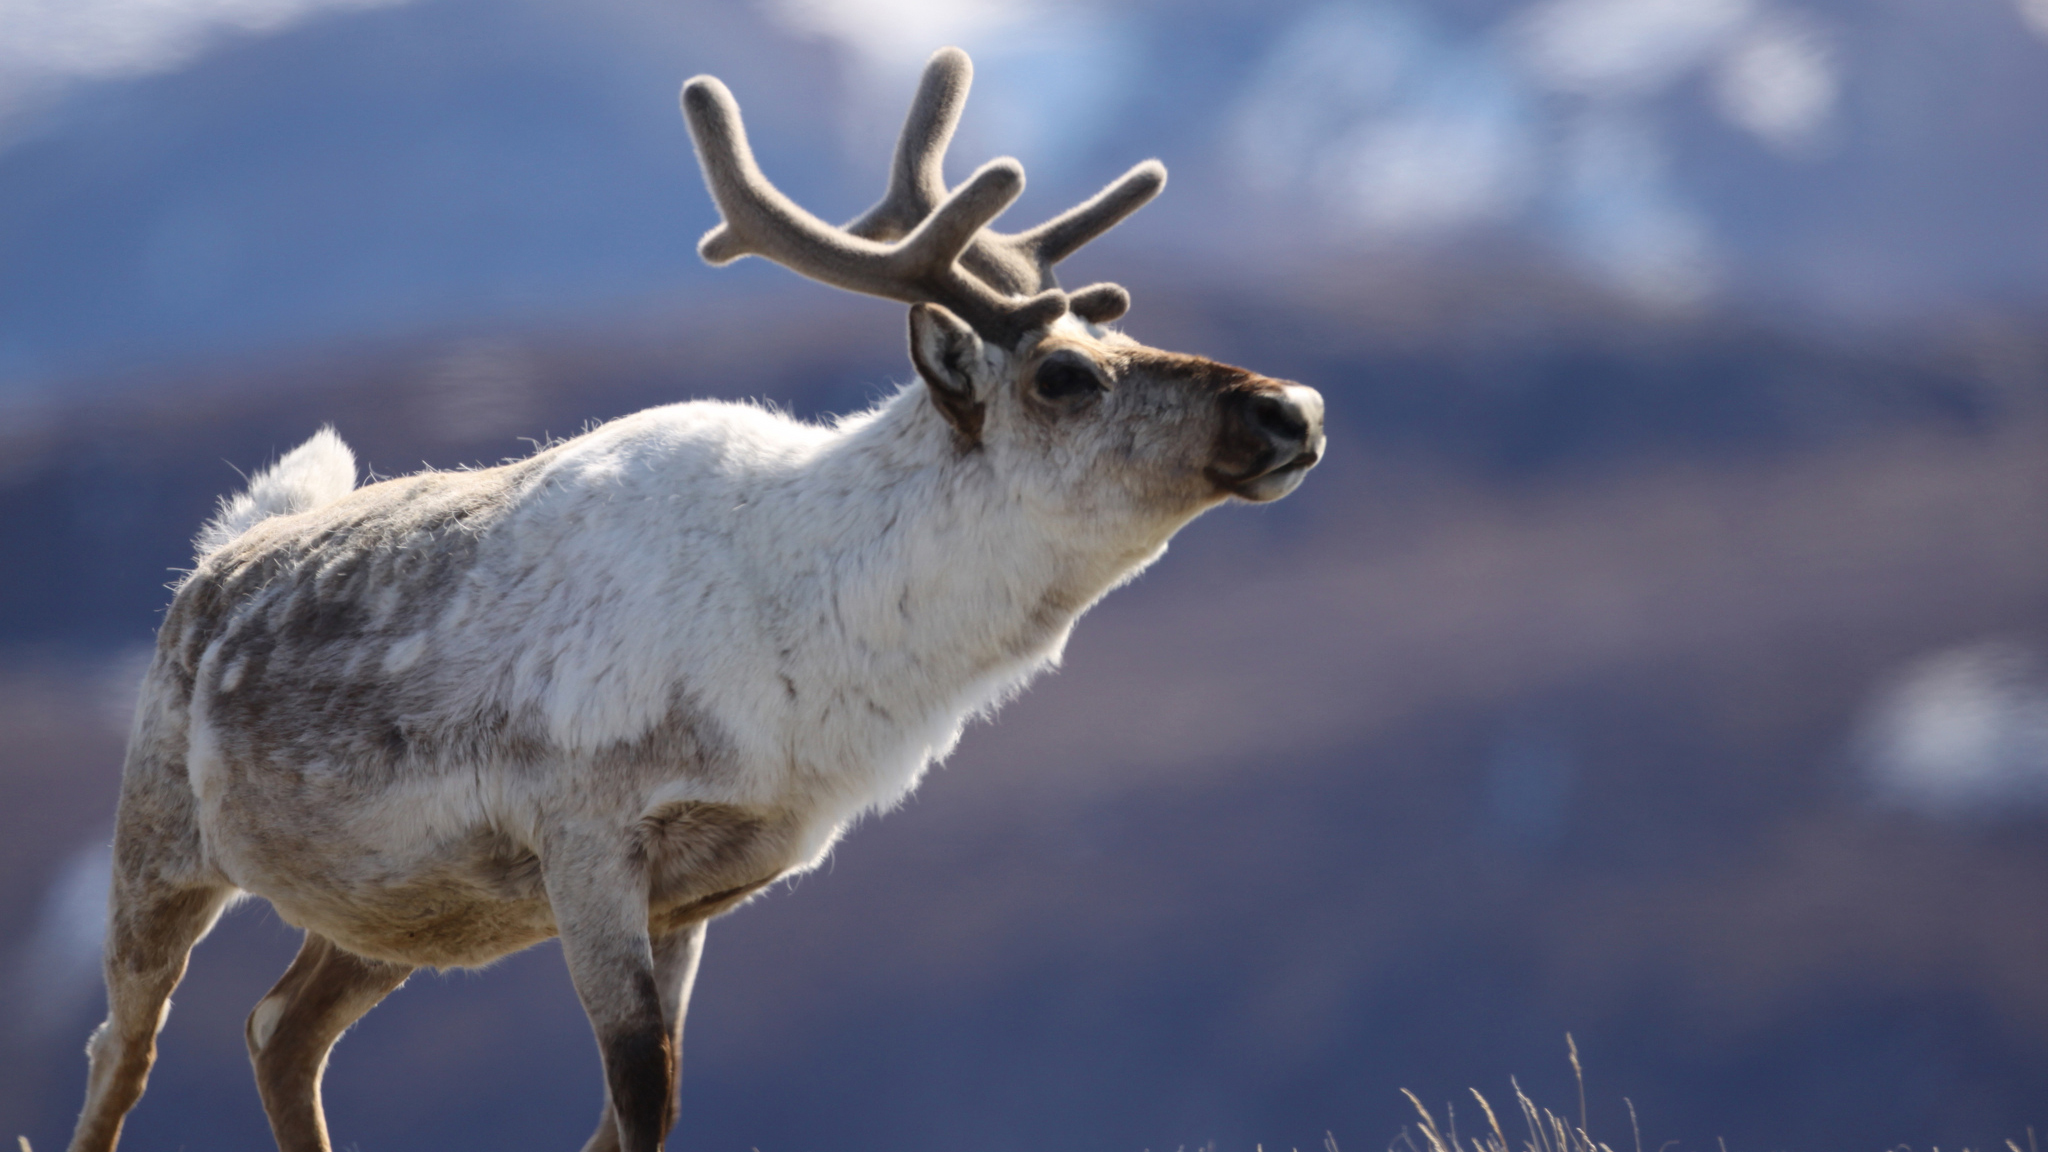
left=681, top=47, right=1166, bottom=347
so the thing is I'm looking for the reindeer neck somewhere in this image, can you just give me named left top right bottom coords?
left=773, top=388, right=1161, bottom=691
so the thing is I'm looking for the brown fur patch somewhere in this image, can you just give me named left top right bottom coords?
left=638, top=801, right=794, bottom=930
left=602, top=971, right=679, bottom=1149
left=171, top=462, right=550, bottom=786
left=909, top=305, right=988, bottom=447
left=245, top=934, right=412, bottom=1147
left=153, top=451, right=762, bottom=968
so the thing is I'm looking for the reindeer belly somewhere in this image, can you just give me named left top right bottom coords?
left=268, top=880, right=561, bottom=970
left=243, top=825, right=794, bottom=967
left=199, top=750, right=804, bottom=968
left=193, top=757, right=554, bottom=968
left=209, top=806, right=560, bottom=968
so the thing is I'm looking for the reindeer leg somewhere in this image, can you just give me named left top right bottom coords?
left=245, top=932, right=413, bottom=1152
left=579, top=920, right=708, bottom=1152
left=69, top=702, right=237, bottom=1152
left=545, top=839, right=676, bottom=1152
left=67, top=860, right=232, bottom=1152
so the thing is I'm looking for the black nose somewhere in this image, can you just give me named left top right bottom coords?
left=1248, top=392, right=1310, bottom=446
left=1245, top=384, right=1324, bottom=468
left=1210, top=383, right=1327, bottom=497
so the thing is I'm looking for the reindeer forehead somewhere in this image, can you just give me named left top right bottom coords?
left=1107, top=345, right=1264, bottom=391
left=1020, top=326, right=1262, bottom=392
left=1020, top=318, right=1132, bottom=363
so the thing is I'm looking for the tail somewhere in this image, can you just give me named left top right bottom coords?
left=192, top=427, right=358, bottom=562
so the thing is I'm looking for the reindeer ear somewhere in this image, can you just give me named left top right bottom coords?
left=908, top=303, right=987, bottom=444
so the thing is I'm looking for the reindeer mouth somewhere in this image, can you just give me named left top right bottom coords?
left=1206, top=381, right=1325, bottom=502
left=1211, top=443, right=1323, bottom=502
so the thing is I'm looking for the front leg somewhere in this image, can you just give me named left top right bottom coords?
left=579, top=921, right=707, bottom=1152
left=545, top=834, right=679, bottom=1152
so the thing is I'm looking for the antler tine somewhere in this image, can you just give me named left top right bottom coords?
left=1063, top=283, right=1132, bottom=324
left=1019, top=161, right=1167, bottom=270
left=682, top=75, right=875, bottom=269
left=846, top=47, right=971, bottom=243
left=681, top=72, right=1067, bottom=345
left=957, top=161, right=1168, bottom=325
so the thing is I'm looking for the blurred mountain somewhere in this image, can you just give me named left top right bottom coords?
left=0, top=270, right=2030, bottom=652
left=4, top=299, right=2048, bottom=1148
left=4, top=0, right=2048, bottom=398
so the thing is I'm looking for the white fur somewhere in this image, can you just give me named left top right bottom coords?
left=179, top=345, right=1244, bottom=947
left=72, top=51, right=1329, bottom=1148
left=191, top=425, right=356, bottom=562
left=246, top=994, right=286, bottom=1051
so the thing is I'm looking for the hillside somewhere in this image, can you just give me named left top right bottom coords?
left=4, top=280, right=2045, bottom=1148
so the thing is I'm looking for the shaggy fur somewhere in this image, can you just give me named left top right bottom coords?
left=190, top=428, right=356, bottom=560
left=67, top=48, right=1326, bottom=1152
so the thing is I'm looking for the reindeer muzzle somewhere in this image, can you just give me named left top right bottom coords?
left=1208, top=382, right=1325, bottom=502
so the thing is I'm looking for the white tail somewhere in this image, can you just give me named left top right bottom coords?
left=191, top=426, right=356, bottom=562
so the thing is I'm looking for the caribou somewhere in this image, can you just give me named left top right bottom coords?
left=67, top=47, right=1324, bottom=1152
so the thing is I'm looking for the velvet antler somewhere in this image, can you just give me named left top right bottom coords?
left=681, top=47, right=1166, bottom=345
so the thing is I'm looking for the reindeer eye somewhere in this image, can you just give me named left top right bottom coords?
left=1034, top=356, right=1104, bottom=401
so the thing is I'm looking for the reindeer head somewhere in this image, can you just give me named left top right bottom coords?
left=681, top=48, right=1323, bottom=523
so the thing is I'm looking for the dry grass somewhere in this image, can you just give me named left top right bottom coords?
left=1384, top=1038, right=2040, bottom=1152
left=1391, top=1037, right=1631, bottom=1152
left=20, top=1064, right=2043, bottom=1152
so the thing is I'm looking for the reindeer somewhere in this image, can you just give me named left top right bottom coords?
left=66, top=47, right=1324, bottom=1152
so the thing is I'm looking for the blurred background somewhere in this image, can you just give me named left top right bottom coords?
left=3, top=0, right=2047, bottom=1148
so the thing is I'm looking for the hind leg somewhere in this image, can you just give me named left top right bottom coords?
left=245, top=932, right=413, bottom=1152
left=69, top=662, right=237, bottom=1152
left=66, top=866, right=233, bottom=1152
